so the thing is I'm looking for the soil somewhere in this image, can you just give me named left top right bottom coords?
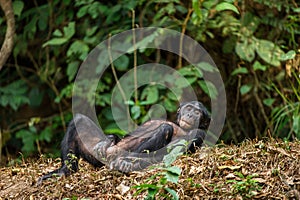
left=0, top=139, right=299, bottom=199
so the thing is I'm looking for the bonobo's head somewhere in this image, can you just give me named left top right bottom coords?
left=176, top=101, right=210, bottom=131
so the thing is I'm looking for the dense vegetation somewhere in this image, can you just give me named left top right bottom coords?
left=0, top=0, right=299, bottom=162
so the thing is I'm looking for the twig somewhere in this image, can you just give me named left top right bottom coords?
left=107, top=34, right=131, bottom=130
left=132, top=10, right=138, bottom=103
left=248, top=108, right=261, bottom=138
left=178, top=8, right=193, bottom=69
left=107, top=35, right=127, bottom=104
left=252, top=70, right=272, bottom=136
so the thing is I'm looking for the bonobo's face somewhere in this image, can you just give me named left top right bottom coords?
left=177, top=101, right=210, bottom=131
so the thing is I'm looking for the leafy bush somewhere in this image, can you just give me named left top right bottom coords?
left=0, top=0, right=299, bottom=158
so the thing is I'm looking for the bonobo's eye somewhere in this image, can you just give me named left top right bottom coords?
left=185, top=105, right=192, bottom=112
left=194, top=110, right=200, bottom=116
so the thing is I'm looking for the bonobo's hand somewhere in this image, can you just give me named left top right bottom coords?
left=93, top=140, right=113, bottom=161
left=187, top=129, right=206, bottom=152
left=188, top=129, right=206, bottom=142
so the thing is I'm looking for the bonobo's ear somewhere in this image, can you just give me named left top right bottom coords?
left=199, top=105, right=211, bottom=130
left=189, top=101, right=211, bottom=130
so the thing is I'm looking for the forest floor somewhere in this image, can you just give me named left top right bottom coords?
left=0, top=139, right=299, bottom=200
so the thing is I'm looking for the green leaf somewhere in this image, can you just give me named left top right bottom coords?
left=165, top=188, right=179, bottom=200
left=165, top=172, right=180, bottom=184
left=198, top=80, right=218, bottom=99
left=255, top=39, right=284, bottom=66
left=114, top=55, right=129, bottom=71
left=16, top=129, right=37, bottom=153
left=13, top=1, right=24, bottom=17
left=292, top=115, right=300, bottom=137
left=131, top=105, right=141, bottom=119
left=163, top=98, right=177, bottom=112
left=130, top=30, right=159, bottom=52
left=253, top=61, right=267, bottom=71
left=231, top=67, right=249, bottom=76
left=186, top=77, right=198, bottom=84
left=166, top=166, right=181, bottom=175
left=240, top=84, right=252, bottom=95
left=215, top=2, right=239, bottom=14
left=179, top=65, right=203, bottom=78
left=166, top=91, right=178, bottom=101
left=141, top=86, right=159, bottom=104
left=263, top=98, right=275, bottom=107
left=235, top=41, right=255, bottom=62
left=163, top=145, right=185, bottom=166
left=39, top=127, right=52, bottom=142
left=63, top=22, right=76, bottom=39
left=53, top=29, right=63, bottom=37
left=280, top=50, right=296, bottom=61
left=67, top=61, right=80, bottom=82
left=196, top=62, right=216, bottom=72
left=43, top=22, right=75, bottom=47
left=43, top=38, right=69, bottom=47
left=67, top=40, right=89, bottom=60
left=29, top=87, right=44, bottom=107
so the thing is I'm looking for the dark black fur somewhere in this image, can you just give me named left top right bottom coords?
left=38, top=101, right=210, bottom=184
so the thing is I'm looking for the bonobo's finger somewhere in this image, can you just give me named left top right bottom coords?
left=109, top=160, right=116, bottom=170
left=120, top=160, right=133, bottom=173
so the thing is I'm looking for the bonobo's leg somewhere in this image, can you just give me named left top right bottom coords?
left=109, top=123, right=174, bottom=172
left=38, top=114, right=118, bottom=184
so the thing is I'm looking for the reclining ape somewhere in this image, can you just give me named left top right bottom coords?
left=38, top=101, right=210, bottom=183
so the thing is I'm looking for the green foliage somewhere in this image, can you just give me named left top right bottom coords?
left=226, top=172, right=262, bottom=199
left=132, top=142, right=186, bottom=200
left=1, top=0, right=299, bottom=157
left=0, top=80, right=29, bottom=111
left=271, top=70, right=300, bottom=139
left=15, top=118, right=53, bottom=154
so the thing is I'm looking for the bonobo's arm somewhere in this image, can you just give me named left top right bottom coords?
left=94, top=121, right=173, bottom=172
left=109, top=127, right=206, bottom=172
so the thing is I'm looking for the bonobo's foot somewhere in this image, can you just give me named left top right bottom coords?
left=93, top=140, right=113, bottom=162
left=109, top=158, right=132, bottom=173
left=109, top=156, right=153, bottom=173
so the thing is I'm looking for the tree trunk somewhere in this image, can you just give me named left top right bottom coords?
left=0, top=0, right=15, bottom=70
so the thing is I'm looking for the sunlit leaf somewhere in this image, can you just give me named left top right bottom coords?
left=43, top=38, right=69, bottom=47
left=240, top=84, right=252, bottom=95
left=216, top=2, right=239, bottom=14
left=198, top=80, right=218, bottom=99
left=255, top=39, right=284, bottom=66
left=235, top=41, right=255, bottom=62
left=280, top=50, right=296, bottom=61
left=263, top=98, right=275, bottom=107
left=131, top=105, right=141, bottom=119
left=231, top=67, right=248, bottom=76
left=253, top=61, right=267, bottom=71
left=165, top=188, right=179, bottom=200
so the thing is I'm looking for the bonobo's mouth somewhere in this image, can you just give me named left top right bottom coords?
left=179, top=119, right=194, bottom=130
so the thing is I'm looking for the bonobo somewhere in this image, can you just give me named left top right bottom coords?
left=38, top=101, right=210, bottom=183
